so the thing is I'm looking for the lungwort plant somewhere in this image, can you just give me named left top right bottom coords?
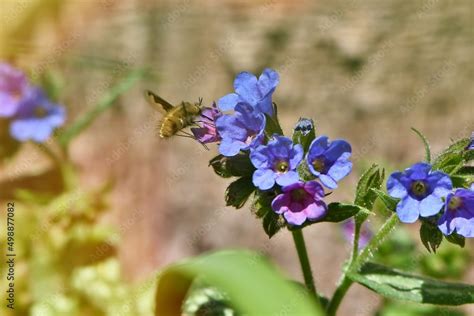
left=155, top=69, right=474, bottom=316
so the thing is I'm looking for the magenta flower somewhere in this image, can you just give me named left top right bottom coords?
left=271, top=181, right=327, bottom=226
left=0, top=63, right=30, bottom=117
left=191, top=102, right=221, bottom=144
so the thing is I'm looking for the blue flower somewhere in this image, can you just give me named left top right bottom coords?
left=467, top=132, right=474, bottom=150
left=0, top=63, right=29, bottom=118
left=387, top=162, right=452, bottom=223
left=216, top=103, right=265, bottom=157
left=438, top=185, right=474, bottom=238
left=217, top=68, right=279, bottom=116
left=250, top=135, right=303, bottom=190
left=306, top=136, right=352, bottom=189
left=9, top=87, right=66, bottom=143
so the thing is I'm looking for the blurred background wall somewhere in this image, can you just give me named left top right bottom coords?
left=1, top=0, right=473, bottom=315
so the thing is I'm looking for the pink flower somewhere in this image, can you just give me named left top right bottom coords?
left=191, top=103, right=221, bottom=144
left=271, top=181, right=327, bottom=226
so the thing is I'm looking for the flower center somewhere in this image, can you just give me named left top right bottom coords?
left=275, top=160, right=289, bottom=173
left=11, top=89, right=22, bottom=100
left=411, top=180, right=427, bottom=197
left=34, top=106, right=48, bottom=118
left=312, top=158, right=325, bottom=172
left=290, top=188, right=307, bottom=202
left=448, top=196, right=462, bottom=211
left=245, top=132, right=256, bottom=145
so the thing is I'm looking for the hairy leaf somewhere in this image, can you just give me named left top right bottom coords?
left=411, top=128, right=431, bottom=163
left=225, top=177, right=255, bottom=209
left=348, top=262, right=474, bottom=306
left=444, top=233, right=465, bottom=248
left=419, top=221, right=443, bottom=253
left=371, top=188, right=399, bottom=212
left=209, top=153, right=255, bottom=178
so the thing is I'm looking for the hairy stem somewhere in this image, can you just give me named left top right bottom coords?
left=326, top=214, right=399, bottom=315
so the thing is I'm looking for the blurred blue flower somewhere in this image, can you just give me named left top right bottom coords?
left=191, top=102, right=222, bottom=144
left=272, top=181, right=327, bottom=226
left=10, top=87, right=66, bottom=143
left=216, top=103, right=265, bottom=157
left=342, top=219, right=372, bottom=249
left=387, top=162, right=452, bottom=223
left=306, top=136, right=352, bottom=189
left=438, top=185, right=474, bottom=238
left=217, top=68, right=279, bottom=116
left=250, top=135, right=303, bottom=190
left=0, top=63, right=29, bottom=118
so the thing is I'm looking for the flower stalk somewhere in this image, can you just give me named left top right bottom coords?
left=291, top=229, right=317, bottom=296
left=326, top=214, right=399, bottom=315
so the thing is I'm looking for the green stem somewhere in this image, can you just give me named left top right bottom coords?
left=291, top=229, right=316, bottom=295
left=326, top=214, right=399, bottom=315
left=33, top=142, right=77, bottom=191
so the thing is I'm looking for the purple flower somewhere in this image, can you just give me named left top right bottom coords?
left=9, top=87, right=66, bottom=142
left=0, top=63, right=29, bottom=117
left=271, top=181, right=327, bottom=226
left=467, top=132, right=474, bottom=150
left=438, top=185, right=474, bottom=238
left=306, top=136, right=352, bottom=189
left=191, top=102, right=221, bottom=144
left=217, top=68, right=279, bottom=116
left=250, top=136, right=303, bottom=190
left=216, top=103, right=265, bottom=157
left=342, top=219, right=372, bottom=249
left=387, top=162, right=452, bottom=223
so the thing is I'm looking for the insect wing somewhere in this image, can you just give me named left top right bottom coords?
left=144, top=90, right=174, bottom=114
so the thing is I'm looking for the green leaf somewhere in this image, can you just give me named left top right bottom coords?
left=262, top=209, right=285, bottom=238
left=320, top=202, right=369, bottom=223
left=292, top=118, right=316, bottom=153
left=297, top=160, right=316, bottom=182
left=432, top=137, right=470, bottom=173
left=419, top=221, right=443, bottom=253
left=251, top=190, right=285, bottom=237
left=456, top=166, right=474, bottom=176
left=59, top=69, right=147, bottom=147
left=155, top=250, right=324, bottom=315
left=209, top=153, right=255, bottom=178
left=354, top=164, right=385, bottom=209
left=450, top=175, right=474, bottom=189
left=371, top=188, right=399, bottom=213
left=225, top=177, right=255, bottom=209
left=463, top=149, right=474, bottom=162
left=354, top=165, right=385, bottom=225
left=264, top=103, right=284, bottom=136
left=411, top=127, right=431, bottom=163
left=444, top=233, right=465, bottom=248
left=348, top=262, right=474, bottom=306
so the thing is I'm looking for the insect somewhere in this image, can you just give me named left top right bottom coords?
left=144, top=90, right=203, bottom=139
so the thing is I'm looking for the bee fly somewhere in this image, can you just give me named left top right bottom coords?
left=144, top=90, right=203, bottom=139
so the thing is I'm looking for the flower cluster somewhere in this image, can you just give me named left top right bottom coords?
left=192, top=69, right=353, bottom=227
left=388, top=162, right=473, bottom=238
left=190, top=68, right=473, bottom=243
left=0, top=63, right=66, bottom=143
